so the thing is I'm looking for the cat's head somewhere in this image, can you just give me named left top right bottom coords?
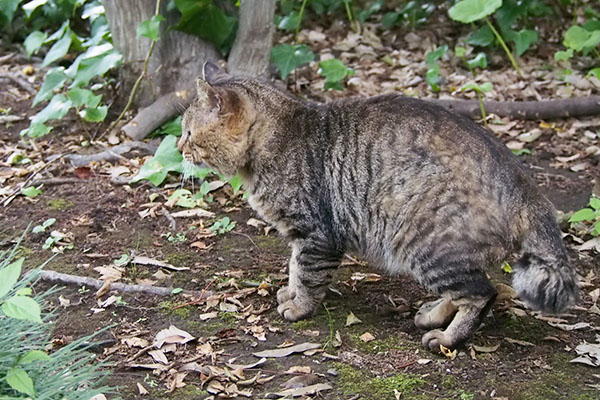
left=178, top=62, right=256, bottom=177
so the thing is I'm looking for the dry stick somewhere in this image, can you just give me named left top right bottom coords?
left=36, top=270, right=208, bottom=297
left=230, top=231, right=260, bottom=250
left=0, top=72, right=36, bottom=94
left=174, top=277, right=218, bottom=309
left=31, top=177, right=85, bottom=186
left=63, top=141, right=157, bottom=167
left=100, top=0, right=162, bottom=140
left=161, top=207, right=177, bottom=231
left=430, top=96, right=600, bottom=120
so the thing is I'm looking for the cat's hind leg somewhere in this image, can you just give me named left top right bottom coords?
left=277, top=240, right=341, bottom=321
left=419, top=265, right=497, bottom=351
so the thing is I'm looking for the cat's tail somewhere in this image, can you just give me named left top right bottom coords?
left=512, top=208, right=578, bottom=314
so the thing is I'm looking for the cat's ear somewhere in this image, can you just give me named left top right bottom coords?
left=202, top=61, right=229, bottom=84
left=195, top=78, right=220, bottom=110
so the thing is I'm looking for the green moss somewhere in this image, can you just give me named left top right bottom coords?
left=254, top=235, right=288, bottom=253
left=158, top=300, right=191, bottom=319
left=290, top=319, right=318, bottom=331
left=151, top=385, right=208, bottom=399
left=442, top=374, right=459, bottom=389
left=219, top=311, right=238, bottom=324
left=347, top=333, right=411, bottom=354
left=165, top=252, right=195, bottom=269
left=47, top=198, right=73, bottom=210
left=334, top=362, right=423, bottom=400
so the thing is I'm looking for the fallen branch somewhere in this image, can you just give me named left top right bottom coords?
left=0, top=72, right=36, bottom=94
left=430, top=96, right=600, bottom=120
left=31, top=177, right=85, bottom=186
left=36, top=270, right=209, bottom=297
left=63, top=141, right=157, bottom=167
left=121, top=87, right=195, bottom=141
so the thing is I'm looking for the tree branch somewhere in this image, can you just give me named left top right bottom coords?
left=430, top=96, right=600, bottom=120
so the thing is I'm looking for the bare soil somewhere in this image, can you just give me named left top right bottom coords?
left=2, top=14, right=600, bottom=399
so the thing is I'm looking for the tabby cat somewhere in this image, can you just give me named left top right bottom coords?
left=178, top=62, right=577, bottom=351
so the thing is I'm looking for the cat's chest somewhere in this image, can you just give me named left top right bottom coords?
left=247, top=192, right=295, bottom=237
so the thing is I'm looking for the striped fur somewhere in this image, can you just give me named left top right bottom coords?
left=179, top=63, right=577, bottom=351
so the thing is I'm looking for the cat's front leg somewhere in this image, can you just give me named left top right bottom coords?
left=277, top=240, right=341, bottom=321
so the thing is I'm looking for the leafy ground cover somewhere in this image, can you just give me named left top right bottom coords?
left=2, top=1, right=600, bottom=399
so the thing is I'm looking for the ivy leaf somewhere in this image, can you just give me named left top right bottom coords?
left=22, top=0, right=48, bottom=18
left=131, top=135, right=183, bottom=186
left=318, top=58, right=354, bottom=91
left=448, top=0, right=502, bottom=23
left=0, top=257, right=23, bottom=299
left=270, top=44, right=314, bottom=79
left=173, top=0, right=237, bottom=55
left=79, top=105, right=108, bottom=122
left=137, top=14, right=165, bottom=41
left=24, top=31, right=48, bottom=58
left=67, top=87, right=102, bottom=108
left=6, top=367, right=36, bottom=398
left=425, top=45, right=448, bottom=65
left=33, top=67, right=68, bottom=106
left=569, top=208, right=597, bottom=223
left=587, top=67, right=600, bottom=80
left=461, top=82, right=493, bottom=93
left=554, top=49, right=573, bottom=62
left=381, top=11, right=400, bottom=28
left=467, top=25, right=495, bottom=47
left=467, top=52, right=488, bottom=69
left=508, top=29, right=538, bottom=56
left=590, top=197, right=600, bottom=211
left=71, top=50, right=122, bottom=87
left=564, top=26, right=600, bottom=52
left=0, top=0, right=20, bottom=24
left=42, top=29, right=74, bottom=67
left=21, top=186, right=42, bottom=198
left=21, top=123, right=52, bottom=138
left=31, top=94, right=73, bottom=125
left=277, top=11, right=300, bottom=31
left=227, top=174, right=243, bottom=195
left=2, top=295, right=43, bottom=323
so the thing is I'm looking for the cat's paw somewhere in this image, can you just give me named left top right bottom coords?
left=277, top=299, right=314, bottom=322
left=277, top=286, right=295, bottom=304
left=422, top=329, right=452, bottom=352
left=414, top=299, right=457, bottom=330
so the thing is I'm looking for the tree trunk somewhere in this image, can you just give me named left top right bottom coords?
left=102, top=0, right=276, bottom=140
left=228, top=0, right=276, bottom=77
left=102, top=0, right=220, bottom=108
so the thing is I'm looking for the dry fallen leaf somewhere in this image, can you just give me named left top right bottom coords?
left=122, top=337, right=150, bottom=348
left=547, top=321, right=593, bottom=331
left=359, top=332, right=375, bottom=343
left=252, top=342, right=322, bottom=358
left=473, top=343, right=501, bottom=353
left=571, top=342, right=600, bottom=367
left=282, top=374, right=319, bottom=389
left=346, top=311, right=362, bottom=327
left=272, top=383, right=332, bottom=398
left=148, top=349, right=169, bottom=364
left=137, top=382, right=148, bottom=395
left=505, top=337, right=535, bottom=347
left=154, top=325, right=195, bottom=348
left=132, top=255, right=189, bottom=271
left=171, top=208, right=215, bottom=218
left=440, top=345, right=457, bottom=360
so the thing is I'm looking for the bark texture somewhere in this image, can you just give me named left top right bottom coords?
left=102, top=0, right=220, bottom=108
left=228, top=0, right=276, bottom=77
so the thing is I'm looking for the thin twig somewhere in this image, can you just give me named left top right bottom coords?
left=230, top=231, right=260, bottom=250
left=0, top=72, right=36, bottom=94
left=101, top=0, right=162, bottom=139
left=174, top=277, right=218, bottom=309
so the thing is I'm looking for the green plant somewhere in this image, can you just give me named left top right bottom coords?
left=32, top=218, right=56, bottom=234
left=0, top=235, right=114, bottom=399
left=459, top=81, right=493, bottom=123
left=318, top=58, right=354, bottom=90
left=171, top=0, right=238, bottom=56
left=569, top=196, right=600, bottom=236
left=449, top=0, right=535, bottom=77
left=425, top=45, right=447, bottom=92
left=209, top=217, right=236, bottom=235
left=18, top=1, right=122, bottom=137
left=270, top=44, right=315, bottom=79
left=380, top=1, right=435, bottom=28
left=455, top=46, right=487, bottom=74
left=21, top=186, right=42, bottom=198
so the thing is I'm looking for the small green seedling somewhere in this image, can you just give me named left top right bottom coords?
left=210, top=217, right=236, bottom=235
left=569, top=196, right=600, bottom=236
left=32, top=218, right=56, bottom=234
left=21, top=186, right=42, bottom=198
left=460, top=82, right=493, bottom=123
left=425, top=45, right=448, bottom=92
left=318, top=58, right=354, bottom=91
